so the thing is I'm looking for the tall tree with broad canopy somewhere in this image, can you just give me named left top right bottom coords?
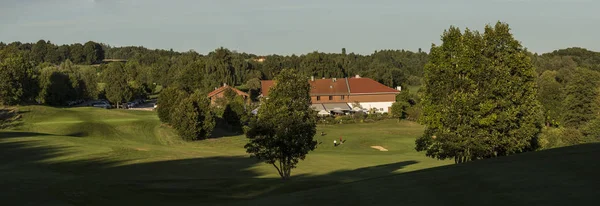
left=562, top=67, right=600, bottom=128
left=157, top=86, right=188, bottom=124
left=416, top=22, right=543, bottom=163
left=171, top=91, right=215, bottom=141
left=537, top=70, right=564, bottom=127
left=244, top=69, right=317, bottom=179
left=0, top=55, right=37, bottom=105
left=103, top=63, right=132, bottom=108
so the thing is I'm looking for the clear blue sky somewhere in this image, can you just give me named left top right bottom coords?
left=1, top=0, right=598, bottom=55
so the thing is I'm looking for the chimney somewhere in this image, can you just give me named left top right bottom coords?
left=223, top=83, right=227, bottom=86
left=333, top=78, right=337, bottom=82
left=396, top=86, right=402, bottom=91
left=355, top=74, right=361, bottom=78
left=311, top=76, right=314, bottom=81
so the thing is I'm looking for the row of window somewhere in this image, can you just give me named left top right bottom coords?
left=316, top=96, right=345, bottom=101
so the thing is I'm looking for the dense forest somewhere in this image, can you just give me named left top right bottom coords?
left=1, top=39, right=600, bottom=145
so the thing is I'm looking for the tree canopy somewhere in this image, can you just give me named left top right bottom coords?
left=244, top=69, right=317, bottom=179
left=416, top=22, right=543, bottom=163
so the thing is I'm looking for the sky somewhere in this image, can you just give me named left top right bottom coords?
left=0, top=0, right=599, bottom=55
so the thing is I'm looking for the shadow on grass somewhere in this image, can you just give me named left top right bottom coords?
left=0, top=131, right=53, bottom=138
left=0, top=136, right=418, bottom=206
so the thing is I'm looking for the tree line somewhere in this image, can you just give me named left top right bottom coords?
left=1, top=40, right=428, bottom=101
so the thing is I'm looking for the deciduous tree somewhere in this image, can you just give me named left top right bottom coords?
left=416, top=22, right=542, bottom=163
left=103, top=63, right=132, bottom=108
left=157, top=86, right=188, bottom=124
left=171, top=91, right=215, bottom=140
left=0, top=55, right=37, bottom=105
left=245, top=69, right=317, bottom=179
left=562, top=68, right=600, bottom=128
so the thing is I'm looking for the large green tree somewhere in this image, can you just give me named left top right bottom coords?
left=157, top=86, right=188, bottom=124
left=103, top=63, right=132, bottom=108
left=562, top=68, right=600, bottom=128
left=79, top=66, right=99, bottom=99
left=37, top=67, right=73, bottom=105
left=245, top=69, right=317, bottom=179
left=0, top=55, right=37, bottom=105
left=171, top=91, right=215, bottom=141
left=416, top=22, right=542, bottom=163
left=537, top=70, right=564, bottom=127
left=83, top=41, right=104, bottom=64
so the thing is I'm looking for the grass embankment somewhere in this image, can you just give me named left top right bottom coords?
left=1, top=106, right=598, bottom=205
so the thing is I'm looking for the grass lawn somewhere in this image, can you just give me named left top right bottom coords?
left=1, top=106, right=598, bottom=205
left=0, top=106, right=450, bottom=205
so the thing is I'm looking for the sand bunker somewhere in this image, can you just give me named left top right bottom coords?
left=370, top=146, right=388, bottom=151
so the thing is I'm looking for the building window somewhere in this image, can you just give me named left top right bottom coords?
left=341, top=95, right=345, bottom=100
left=380, top=108, right=384, bottom=111
left=317, top=96, right=321, bottom=101
left=329, top=96, right=333, bottom=100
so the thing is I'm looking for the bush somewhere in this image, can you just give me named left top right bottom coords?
left=318, top=116, right=336, bottom=124
left=316, top=112, right=391, bottom=125
left=367, top=113, right=387, bottom=121
left=391, top=101, right=409, bottom=119
left=581, top=119, right=600, bottom=141
left=353, top=111, right=367, bottom=120
left=538, top=127, right=589, bottom=149
left=405, top=105, right=422, bottom=122
left=335, top=115, right=355, bottom=124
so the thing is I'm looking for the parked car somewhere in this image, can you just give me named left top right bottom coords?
left=127, top=102, right=137, bottom=108
left=92, top=102, right=111, bottom=109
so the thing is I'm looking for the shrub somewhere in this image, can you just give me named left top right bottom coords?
left=318, top=116, right=336, bottom=124
left=581, top=119, right=600, bottom=141
left=538, top=127, right=588, bottom=149
left=405, top=105, right=422, bottom=122
left=367, top=113, right=386, bottom=121
left=391, top=101, right=408, bottom=119
left=334, top=115, right=354, bottom=124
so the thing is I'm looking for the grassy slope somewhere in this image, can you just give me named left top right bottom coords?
left=0, top=106, right=451, bottom=205
left=3, top=106, right=598, bottom=205
left=246, top=144, right=600, bottom=206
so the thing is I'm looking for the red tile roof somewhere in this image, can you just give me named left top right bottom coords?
left=347, top=78, right=400, bottom=94
left=260, top=80, right=276, bottom=97
left=261, top=78, right=350, bottom=97
left=310, top=78, right=349, bottom=95
left=207, top=85, right=249, bottom=98
left=261, top=77, right=399, bottom=97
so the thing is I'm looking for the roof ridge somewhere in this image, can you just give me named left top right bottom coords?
left=345, top=77, right=351, bottom=94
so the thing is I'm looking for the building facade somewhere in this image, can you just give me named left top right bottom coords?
left=260, top=75, right=400, bottom=114
left=207, top=84, right=250, bottom=105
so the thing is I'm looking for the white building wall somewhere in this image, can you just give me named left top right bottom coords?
left=354, top=102, right=394, bottom=113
